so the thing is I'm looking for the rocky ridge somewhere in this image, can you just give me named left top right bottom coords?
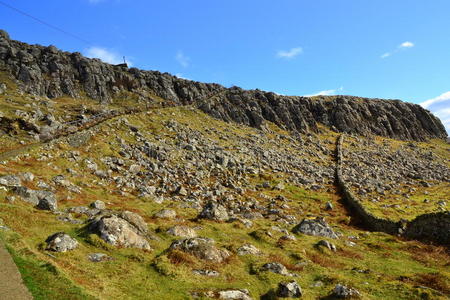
left=0, top=29, right=446, bottom=141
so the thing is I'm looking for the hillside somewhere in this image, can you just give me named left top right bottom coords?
left=0, top=30, right=449, bottom=300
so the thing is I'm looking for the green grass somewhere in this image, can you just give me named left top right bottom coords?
left=0, top=88, right=449, bottom=299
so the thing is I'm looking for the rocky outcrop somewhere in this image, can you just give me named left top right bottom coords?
left=0, top=30, right=446, bottom=141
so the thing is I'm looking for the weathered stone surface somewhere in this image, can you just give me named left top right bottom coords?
left=154, top=209, right=177, bottom=219
left=192, top=269, right=220, bottom=277
left=90, top=214, right=151, bottom=250
left=316, top=240, right=336, bottom=252
left=199, top=201, right=229, bottom=221
left=169, top=237, right=230, bottom=263
left=236, top=244, right=261, bottom=256
left=88, top=253, right=112, bottom=262
left=218, top=289, right=253, bottom=300
left=36, top=191, right=57, bottom=211
left=332, top=284, right=361, bottom=298
left=292, top=217, right=338, bottom=239
left=0, top=31, right=445, bottom=141
left=90, top=200, right=106, bottom=210
left=277, top=280, right=303, bottom=298
left=45, top=232, right=78, bottom=252
left=0, top=175, right=21, bottom=187
left=261, top=262, right=291, bottom=276
left=166, top=225, right=197, bottom=238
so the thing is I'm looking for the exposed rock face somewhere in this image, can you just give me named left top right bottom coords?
left=0, top=30, right=446, bottom=141
left=45, top=232, right=78, bottom=252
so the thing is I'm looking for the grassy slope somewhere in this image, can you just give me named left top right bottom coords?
left=0, top=78, right=449, bottom=299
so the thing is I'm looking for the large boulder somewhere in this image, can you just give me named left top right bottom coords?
left=45, top=232, right=78, bottom=252
left=90, top=213, right=151, bottom=250
left=292, top=217, right=338, bottom=239
left=169, top=237, right=230, bottom=263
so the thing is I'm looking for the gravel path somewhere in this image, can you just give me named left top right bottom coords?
left=0, top=243, right=33, bottom=300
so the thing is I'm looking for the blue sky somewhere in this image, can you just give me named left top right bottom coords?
left=1, top=0, right=449, bottom=132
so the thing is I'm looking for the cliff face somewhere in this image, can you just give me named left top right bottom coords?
left=0, top=30, right=447, bottom=141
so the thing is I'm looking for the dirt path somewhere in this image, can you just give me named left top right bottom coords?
left=0, top=243, right=33, bottom=299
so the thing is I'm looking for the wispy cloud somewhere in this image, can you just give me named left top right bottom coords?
left=84, top=46, right=132, bottom=66
left=420, top=91, right=450, bottom=134
left=176, top=51, right=190, bottom=67
left=175, top=73, right=190, bottom=80
left=381, top=41, right=415, bottom=59
left=276, top=47, right=303, bottom=59
left=304, top=86, right=344, bottom=97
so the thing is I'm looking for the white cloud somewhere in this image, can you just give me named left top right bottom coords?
left=399, top=41, right=414, bottom=48
left=84, top=46, right=132, bottom=66
left=420, top=91, right=450, bottom=134
left=304, top=86, right=343, bottom=97
left=175, top=73, right=190, bottom=80
left=176, top=51, right=190, bottom=68
left=277, top=47, right=303, bottom=59
left=381, top=41, right=414, bottom=58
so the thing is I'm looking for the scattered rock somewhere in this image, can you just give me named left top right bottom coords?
left=0, top=175, right=21, bottom=187
left=36, top=191, right=57, bottom=211
left=218, top=289, right=252, bottom=300
left=292, top=217, right=338, bottom=239
left=316, top=240, right=336, bottom=252
left=90, top=200, right=106, bottom=210
left=277, top=280, right=303, bottom=298
left=237, top=244, right=261, bottom=256
left=261, top=262, right=292, bottom=276
left=88, top=253, right=112, bottom=262
left=154, top=209, right=177, bottom=219
left=166, top=225, right=197, bottom=238
left=45, top=232, right=78, bottom=252
left=198, top=201, right=229, bottom=221
left=332, top=284, right=361, bottom=298
left=90, top=214, right=151, bottom=250
left=192, top=269, right=220, bottom=277
left=169, top=237, right=230, bottom=263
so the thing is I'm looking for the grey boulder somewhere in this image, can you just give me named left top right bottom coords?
left=292, top=217, right=338, bottom=239
left=45, top=232, right=78, bottom=252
